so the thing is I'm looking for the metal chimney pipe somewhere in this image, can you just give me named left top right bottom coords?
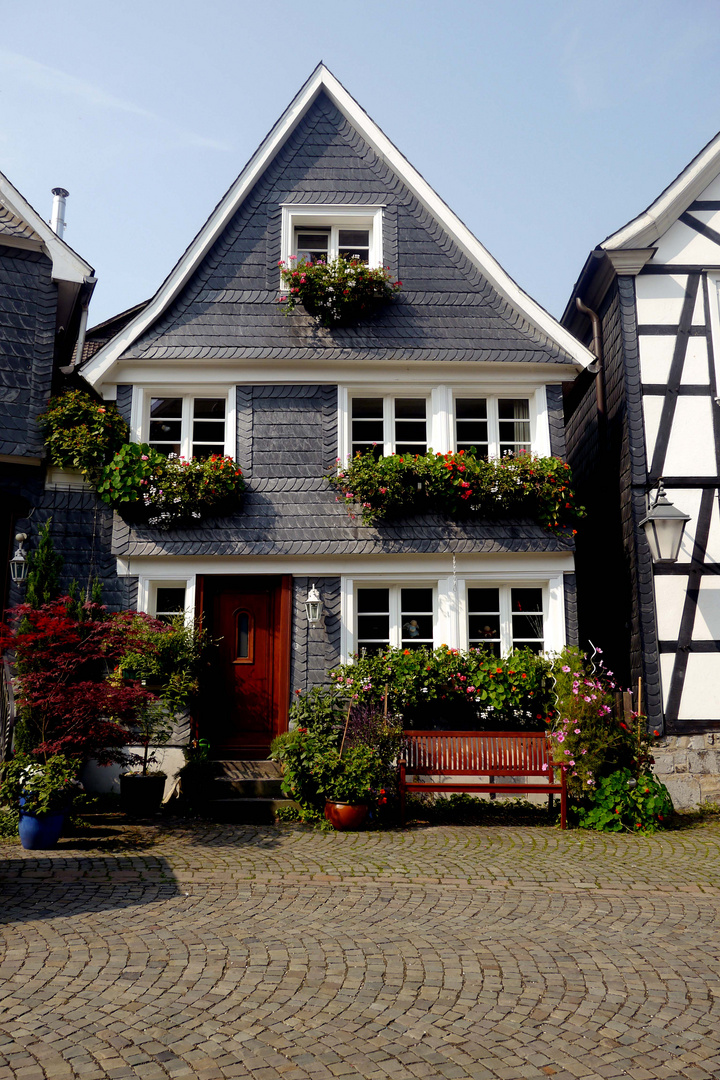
left=50, top=188, right=69, bottom=239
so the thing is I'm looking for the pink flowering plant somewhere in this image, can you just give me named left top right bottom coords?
left=278, top=256, right=401, bottom=328
left=548, top=647, right=671, bottom=830
left=327, top=450, right=584, bottom=535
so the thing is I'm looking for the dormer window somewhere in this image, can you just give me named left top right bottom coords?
left=295, top=227, right=371, bottom=265
left=281, top=204, right=383, bottom=284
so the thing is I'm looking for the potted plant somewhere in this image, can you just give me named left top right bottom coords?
left=278, top=256, right=401, bottom=328
left=0, top=753, right=80, bottom=849
left=119, top=702, right=174, bottom=817
left=315, top=744, right=386, bottom=830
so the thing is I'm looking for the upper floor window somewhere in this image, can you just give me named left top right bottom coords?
left=356, top=585, right=434, bottom=653
left=351, top=396, right=428, bottom=457
left=468, top=585, right=545, bottom=656
left=455, top=397, right=531, bottom=457
left=280, top=205, right=384, bottom=282
left=146, top=396, right=228, bottom=459
left=295, top=227, right=370, bottom=265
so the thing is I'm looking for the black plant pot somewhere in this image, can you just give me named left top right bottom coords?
left=120, top=773, right=166, bottom=817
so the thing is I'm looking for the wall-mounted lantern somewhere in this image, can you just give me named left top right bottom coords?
left=640, top=482, right=691, bottom=564
left=304, top=583, right=323, bottom=625
left=9, top=533, right=28, bottom=584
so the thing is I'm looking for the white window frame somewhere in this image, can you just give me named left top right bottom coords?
left=453, top=393, right=536, bottom=458
left=132, top=387, right=237, bottom=461
left=353, top=582, right=437, bottom=652
left=139, top=577, right=196, bottom=627
left=348, top=393, right=431, bottom=457
left=341, top=571, right=564, bottom=660
left=338, top=385, right=550, bottom=462
left=280, top=204, right=384, bottom=289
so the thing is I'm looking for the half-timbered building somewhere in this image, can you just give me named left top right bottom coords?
left=563, top=132, right=720, bottom=806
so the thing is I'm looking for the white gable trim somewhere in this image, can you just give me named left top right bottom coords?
left=603, top=130, right=720, bottom=251
left=83, top=65, right=593, bottom=387
left=0, top=170, right=93, bottom=284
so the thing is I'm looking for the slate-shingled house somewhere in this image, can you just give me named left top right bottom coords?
left=74, top=66, right=592, bottom=760
left=0, top=174, right=95, bottom=612
left=563, top=130, right=720, bottom=806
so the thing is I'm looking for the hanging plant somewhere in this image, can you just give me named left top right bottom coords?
left=278, top=256, right=401, bottom=328
left=39, top=392, right=245, bottom=530
left=327, top=449, right=584, bottom=535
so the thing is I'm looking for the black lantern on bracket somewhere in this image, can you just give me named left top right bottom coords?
left=304, top=583, right=323, bottom=625
left=639, top=482, right=691, bottom=563
left=9, top=533, right=28, bottom=584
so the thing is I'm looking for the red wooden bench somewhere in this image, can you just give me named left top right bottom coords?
left=399, top=730, right=567, bottom=828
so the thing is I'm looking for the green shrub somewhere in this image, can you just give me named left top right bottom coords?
left=576, top=769, right=673, bottom=833
left=38, top=390, right=128, bottom=479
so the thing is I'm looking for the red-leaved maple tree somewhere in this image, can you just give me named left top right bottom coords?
left=0, top=600, right=160, bottom=764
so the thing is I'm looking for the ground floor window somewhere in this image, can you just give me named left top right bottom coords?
left=350, top=578, right=549, bottom=658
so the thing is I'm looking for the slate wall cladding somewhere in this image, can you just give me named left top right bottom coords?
left=116, top=385, right=133, bottom=427
left=0, top=247, right=56, bottom=457
left=9, top=486, right=131, bottom=613
left=121, top=92, right=575, bottom=367
left=291, top=577, right=342, bottom=696
left=563, top=573, right=579, bottom=647
left=546, top=385, right=566, bottom=458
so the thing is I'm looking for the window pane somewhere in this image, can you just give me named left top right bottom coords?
left=193, top=420, right=225, bottom=442
left=357, top=588, right=390, bottom=652
left=155, top=587, right=185, bottom=623
left=401, top=588, right=433, bottom=648
left=468, top=587, right=500, bottom=655
left=352, top=399, right=384, bottom=455
left=352, top=398, right=383, bottom=418
left=192, top=444, right=225, bottom=460
left=511, top=588, right=544, bottom=650
left=498, top=398, right=531, bottom=455
left=395, top=399, right=426, bottom=419
left=456, top=398, right=489, bottom=454
left=338, top=230, right=370, bottom=247
left=150, top=420, right=182, bottom=442
left=237, top=612, right=250, bottom=660
left=193, top=398, right=225, bottom=420
left=151, top=398, right=182, bottom=419
left=357, top=588, right=389, bottom=612
left=395, top=399, right=426, bottom=454
left=296, top=230, right=329, bottom=264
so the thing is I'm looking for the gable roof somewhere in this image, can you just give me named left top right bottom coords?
left=0, top=169, right=93, bottom=283
left=602, top=127, right=720, bottom=251
left=83, top=65, right=592, bottom=386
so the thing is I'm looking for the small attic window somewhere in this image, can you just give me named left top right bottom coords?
left=280, top=204, right=384, bottom=285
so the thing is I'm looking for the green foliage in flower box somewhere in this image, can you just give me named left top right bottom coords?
left=327, top=449, right=584, bottom=534
left=278, top=256, right=401, bottom=328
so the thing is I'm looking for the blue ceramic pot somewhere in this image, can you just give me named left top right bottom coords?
left=18, top=811, right=66, bottom=850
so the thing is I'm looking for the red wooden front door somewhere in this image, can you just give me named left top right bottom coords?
left=200, top=576, right=291, bottom=759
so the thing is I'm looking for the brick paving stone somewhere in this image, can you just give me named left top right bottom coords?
left=2, top=819, right=720, bottom=1078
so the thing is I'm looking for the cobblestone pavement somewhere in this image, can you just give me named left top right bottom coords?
left=2, top=817, right=720, bottom=1080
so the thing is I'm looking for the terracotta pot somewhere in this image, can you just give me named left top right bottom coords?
left=324, top=801, right=368, bottom=831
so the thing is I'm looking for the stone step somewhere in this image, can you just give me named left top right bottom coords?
left=206, top=797, right=298, bottom=825
left=214, top=776, right=285, bottom=798
left=214, top=760, right=282, bottom=780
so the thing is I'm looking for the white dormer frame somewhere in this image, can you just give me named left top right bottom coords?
left=279, top=204, right=384, bottom=287
left=81, top=64, right=593, bottom=389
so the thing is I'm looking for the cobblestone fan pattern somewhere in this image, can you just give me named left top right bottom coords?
left=2, top=822, right=720, bottom=1080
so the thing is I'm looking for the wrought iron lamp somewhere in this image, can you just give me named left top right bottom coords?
left=304, top=583, right=323, bottom=625
left=639, top=482, right=690, bottom=563
left=9, top=533, right=28, bottom=584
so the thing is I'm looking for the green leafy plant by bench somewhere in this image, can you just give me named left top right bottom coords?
left=327, top=449, right=583, bottom=534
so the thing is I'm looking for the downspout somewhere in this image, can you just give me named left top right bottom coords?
left=576, top=296, right=605, bottom=422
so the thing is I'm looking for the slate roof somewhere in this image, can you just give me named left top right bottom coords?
left=94, top=88, right=582, bottom=369
left=0, top=205, right=40, bottom=241
left=112, top=476, right=574, bottom=558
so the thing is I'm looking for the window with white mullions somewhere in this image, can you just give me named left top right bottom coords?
left=148, top=396, right=227, bottom=460
left=356, top=585, right=435, bottom=652
left=294, top=226, right=370, bottom=265
left=511, top=587, right=544, bottom=653
left=350, top=396, right=428, bottom=457
left=153, top=586, right=186, bottom=623
left=454, top=397, right=531, bottom=457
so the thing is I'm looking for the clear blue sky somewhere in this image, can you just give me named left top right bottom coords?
left=3, top=0, right=720, bottom=326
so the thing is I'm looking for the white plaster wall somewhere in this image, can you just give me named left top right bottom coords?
left=655, top=577, right=689, bottom=641
left=642, top=396, right=716, bottom=476
left=638, top=335, right=709, bottom=385
left=653, top=218, right=720, bottom=266
left=81, top=747, right=185, bottom=801
left=660, top=652, right=720, bottom=721
left=635, top=273, right=688, bottom=324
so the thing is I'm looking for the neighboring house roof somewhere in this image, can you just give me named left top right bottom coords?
left=0, top=170, right=93, bottom=283
left=83, top=300, right=150, bottom=363
left=83, top=64, right=593, bottom=386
